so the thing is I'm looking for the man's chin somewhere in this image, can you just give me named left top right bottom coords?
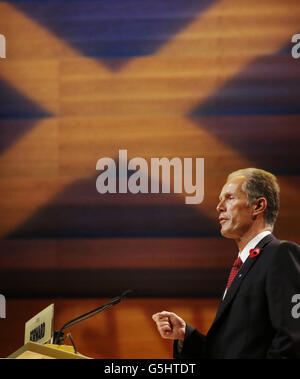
left=220, top=227, right=234, bottom=239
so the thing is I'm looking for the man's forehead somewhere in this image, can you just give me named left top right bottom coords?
left=219, top=176, right=246, bottom=197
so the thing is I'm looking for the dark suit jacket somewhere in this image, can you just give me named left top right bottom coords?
left=174, top=234, right=300, bottom=359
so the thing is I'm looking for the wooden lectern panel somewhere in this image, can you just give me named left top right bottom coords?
left=8, top=342, right=90, bottom=359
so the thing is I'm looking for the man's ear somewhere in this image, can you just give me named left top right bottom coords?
left=252, top=197, right=267, bottom=218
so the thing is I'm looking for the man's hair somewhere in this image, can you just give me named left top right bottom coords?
left=227, top=168, right=280, bottom=227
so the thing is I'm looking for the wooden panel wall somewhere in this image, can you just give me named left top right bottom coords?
left=0, top=0, right=300, bottom=301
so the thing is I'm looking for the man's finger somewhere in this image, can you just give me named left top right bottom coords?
left=152, top=311, right=174, bottom=322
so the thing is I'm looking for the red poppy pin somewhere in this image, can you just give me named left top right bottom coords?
left=249, top=248, right=261, bottom=258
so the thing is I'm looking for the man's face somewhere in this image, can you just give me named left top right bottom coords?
left=217, top=176, right=254, bottom=239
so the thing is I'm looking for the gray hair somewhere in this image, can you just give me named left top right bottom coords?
left=227, top=168, right=280, bottom=227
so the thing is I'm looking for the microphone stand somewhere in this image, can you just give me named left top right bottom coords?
left=53, top=290, right=133, bottom=346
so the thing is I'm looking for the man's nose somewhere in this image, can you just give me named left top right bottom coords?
left=217, top=199, right=225, bottom=213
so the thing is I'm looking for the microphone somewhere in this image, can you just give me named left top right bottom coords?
left=53, top=289, right=133, bottom=345
left=110, top=289, right=133, bottom=305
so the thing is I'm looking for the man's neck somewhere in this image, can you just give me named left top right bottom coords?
left=235, top=226, right=272, bottom=252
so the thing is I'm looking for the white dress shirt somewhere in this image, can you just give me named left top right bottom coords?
left=222, top=230, right=271, bottom=299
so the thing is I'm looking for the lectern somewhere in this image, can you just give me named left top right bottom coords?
left=8, top=342, right=91, bottom=359
left=7, top=292, right=132, bottom=359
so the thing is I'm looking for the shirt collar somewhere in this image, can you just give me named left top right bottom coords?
left=239, top=231, right=271, bottom=263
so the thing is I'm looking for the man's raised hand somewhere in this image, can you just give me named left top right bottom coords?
left=152, top=311, right=186, bottom=340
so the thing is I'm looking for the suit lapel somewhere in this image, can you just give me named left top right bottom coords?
left=210, top=233, right=275, bottom=329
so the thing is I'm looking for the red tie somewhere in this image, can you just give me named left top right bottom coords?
left=226, top=256, right=243, bottom=290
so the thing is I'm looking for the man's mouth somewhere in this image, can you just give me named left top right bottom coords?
left=219, top=217, right=228, bottom=224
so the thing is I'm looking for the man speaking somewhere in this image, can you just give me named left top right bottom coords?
left=152, top=168, right=300, bottom=358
